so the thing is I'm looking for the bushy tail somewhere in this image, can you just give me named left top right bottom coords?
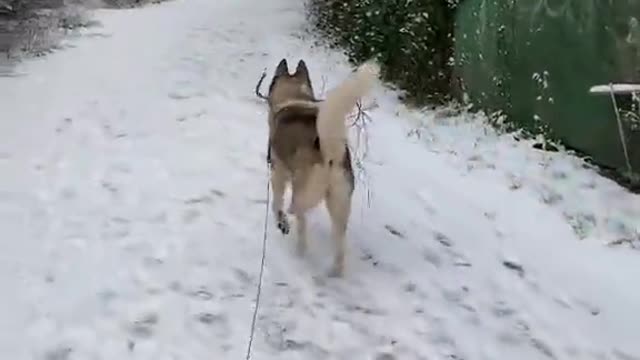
left=287, top=61, right=380, bottom=215
left=316, top=60, right=380, bottom=164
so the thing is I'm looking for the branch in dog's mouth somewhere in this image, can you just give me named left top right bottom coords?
left=349, top=100, right=374, bottom=126
left=255, top=69, right=268, bottom=100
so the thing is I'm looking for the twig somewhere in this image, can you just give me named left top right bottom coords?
left=319, top=75, right=328, bottom=98
left=349, top=101, right=374, bottom=158
left=255, top=69, right=268, bottom=101
left=349, top=99, right=376, bottom=126
left=347, top=98, right=377, bottom=209
left=350, top=100, right=374, bottom=208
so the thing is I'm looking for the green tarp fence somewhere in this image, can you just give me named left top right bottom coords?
left=454, top=0, right=640, bottom=181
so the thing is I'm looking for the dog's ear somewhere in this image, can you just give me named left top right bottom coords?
left=294, top=59, right=314, bottom=95
left=294, top=60, right=311, bottom=81
left=275, top=58, right=289, bottom=77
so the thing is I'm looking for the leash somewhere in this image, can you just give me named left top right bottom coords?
left=245, top=160, right=272, bottom=360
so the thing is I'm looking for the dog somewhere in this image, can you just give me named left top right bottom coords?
left=265, top=58, right=380, bottom=276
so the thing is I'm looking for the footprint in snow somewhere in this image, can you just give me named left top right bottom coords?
left=176, top=110, right=207, bottom=122
left=574, top=298, right=601, bottom=316
left=128, top=312, right=159, bottom=339
left=375, top=353, right=396, bottom=360
left=101, top=216, right=131, bottom=240
left=359, top=247, right=403, bottom=274
left=403, top=282, right=429, bottom=301
left=182, top=208, right=201, bottom=224
left=232, top=267, right=253, bottom=286
left=188, top=287, right=215, bottom=301
left=422, top=246, right=443, bottom=268
left=490, top=300, right=517, bottom=319
left=281, top=339, right=330, bottom=358
left=502, top=259, right=525, bottom=278
left=194, top=312, right=231, bottom=339
left=538, top=184, right=563, bottom=206
left=43, top=346, right=72, bottom=360
left=431, top=231, right=472, bottom=268
left=100, top=180, right=118, bottom=196
left=184, top=194, right=215, bottom=205
left=54, top=117, right=73, bottom=134
left=168, top=91, right=200, bottom=101
left=441, top=286, right=477, bottom=316
left=433, top=231, right=453, bottom=247
left=384, top=224, right=405, bottom=239
left=344, top=303, right=387, bottom=316
left=513, top=319, right=557, bottom=359
left=551, top=296, right=573, bottom=310
left=529, top=337, right=556, bottom=359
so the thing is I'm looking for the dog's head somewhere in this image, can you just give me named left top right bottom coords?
left=267, top=58, right=315, bottom=108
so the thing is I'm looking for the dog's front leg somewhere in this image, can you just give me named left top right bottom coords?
left=270, top=161, right=290, bottom=235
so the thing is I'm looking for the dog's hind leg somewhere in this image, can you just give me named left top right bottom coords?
left=270, top=161, right=290, bottom=235
left=325, top=173, right=353, bottom=277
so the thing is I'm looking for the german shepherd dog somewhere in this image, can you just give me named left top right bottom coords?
left=265, top=58, right=379, bottom=276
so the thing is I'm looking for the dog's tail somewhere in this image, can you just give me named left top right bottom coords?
left=316, top=60, right=380, bottom=164
left=287, top=61, right=380, bottom=215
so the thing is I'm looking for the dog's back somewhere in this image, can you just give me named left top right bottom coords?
left=270, top=104, right=322, bottom=169
left=270, top=103, right=354, bottom=190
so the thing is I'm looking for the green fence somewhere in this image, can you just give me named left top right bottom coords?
left=454, top=0, right=640, bottom=181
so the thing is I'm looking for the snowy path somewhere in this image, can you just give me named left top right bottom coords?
left=1, top=0, right=640, bottom=359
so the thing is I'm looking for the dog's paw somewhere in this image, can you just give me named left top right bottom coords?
left=276, top=210, right=290, bottom=235
left=327, top=262, right=344, bottom=278
left=327, top=267, right=343, bottom=278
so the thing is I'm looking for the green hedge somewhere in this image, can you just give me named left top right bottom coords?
left=307, top=0, right=460, bottom=105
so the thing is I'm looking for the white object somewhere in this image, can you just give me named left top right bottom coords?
left=588, top=83, right=636, bottom=173
left=589, top=83, right=640, bottom=95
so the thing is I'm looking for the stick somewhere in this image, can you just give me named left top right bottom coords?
left=255, top=69, right=268, bottom=100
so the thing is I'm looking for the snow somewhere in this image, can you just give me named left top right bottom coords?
left=1, top=0, right=640, bottom=359
left=590, top=84, right=640, bottom=94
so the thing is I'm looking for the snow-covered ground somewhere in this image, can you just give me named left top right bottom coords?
left=1, top=0, right=639, bottom=359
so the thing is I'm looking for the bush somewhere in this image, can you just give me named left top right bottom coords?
left=307, top=0, right=461, bottom=105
